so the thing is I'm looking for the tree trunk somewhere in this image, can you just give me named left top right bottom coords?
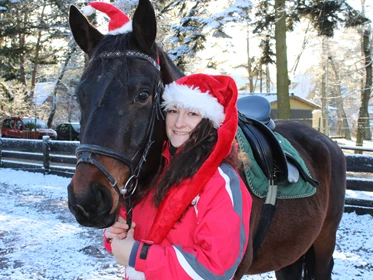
left=291, top=22, right=311, bottom=76
left=17, top=10, right=27, bottom=86
left=275, top=0, right=290, bottom=120
left=47, top=43, right=77, bottom=128
left=247, top=24, right=254, bottom=93
left=356, top=28, right=372, bottom=146
left=30, top=1, right=47, bottom=98
left=259, top=62, right=263, bottom=93
left=321, top=38, right=329, bottom=135
left=266, top=64, right=270, bottom=93
left=329, top=56, right=351, bottom=139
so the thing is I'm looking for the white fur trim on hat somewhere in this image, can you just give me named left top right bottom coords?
left=162, top=82, right=225, bottom=128
left=107, top=21, right=133, bottom=35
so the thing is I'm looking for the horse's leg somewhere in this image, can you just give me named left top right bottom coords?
left=275, top=245, right=316, bottom=280
left=274, top=255, right=304, bottom=280
left=274, top=223, right=338, bottom=280
left=311, top=150, right=345, bottom=280
left=312, top=227, right=338, bottom=280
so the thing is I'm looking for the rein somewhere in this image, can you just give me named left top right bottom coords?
left=75, top=50, right=164, bottom=229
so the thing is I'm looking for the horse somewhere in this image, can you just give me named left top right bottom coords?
left=67, top=1, right=346, bottom=279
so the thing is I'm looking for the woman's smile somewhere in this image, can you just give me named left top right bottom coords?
left=165, top=106, right=202, bottom=148
left=173, top=130, right=189, bottom=135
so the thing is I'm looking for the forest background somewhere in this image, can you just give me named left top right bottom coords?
left=0, top=0, right=372, bottom=146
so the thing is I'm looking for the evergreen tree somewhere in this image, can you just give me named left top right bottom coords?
left=251, top=0, right=368, bottom=120
left=155, top=0, right=251, bottom=72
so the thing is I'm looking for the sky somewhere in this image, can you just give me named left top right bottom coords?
left=0, top=166, right=372, bottom=279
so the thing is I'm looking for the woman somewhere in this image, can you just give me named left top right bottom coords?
left=104, top=73, right=252, bottom=279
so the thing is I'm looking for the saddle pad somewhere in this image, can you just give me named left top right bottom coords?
left=236, top=126, right=316, bottom=199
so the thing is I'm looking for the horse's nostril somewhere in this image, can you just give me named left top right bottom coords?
left=95, top=184, right=114, bottom=215
left=69, top=204, right=90, bottom=219
left=75, top=204, right=90, bottom=218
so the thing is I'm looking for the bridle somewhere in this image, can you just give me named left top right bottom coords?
left=75, top=50, right=164, bottom=229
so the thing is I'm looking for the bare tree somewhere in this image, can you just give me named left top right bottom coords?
left=29, top=0, right=48, bottom=100
left=329, top=55, right=352, bottom=139
left=47, top=42, right=77, bottom=128
left=356, top=27, right=372, bottom=145
left=356, top=0, right=372, bottom=146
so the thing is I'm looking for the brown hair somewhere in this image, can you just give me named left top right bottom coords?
left=154, top=118, right=239, bottom=206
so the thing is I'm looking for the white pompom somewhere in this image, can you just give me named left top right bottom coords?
left=82, top=5, right=95, bottom=16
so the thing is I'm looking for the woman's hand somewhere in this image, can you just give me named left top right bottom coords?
left=112, top=228, right=136, bottom=266
left=105, top=216, right=135, bottom=241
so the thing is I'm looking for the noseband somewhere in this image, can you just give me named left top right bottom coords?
left=75, top=50, right=164, bottom=228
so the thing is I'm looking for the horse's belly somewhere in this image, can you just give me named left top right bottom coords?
left=247, top=195, right=326, bottom=274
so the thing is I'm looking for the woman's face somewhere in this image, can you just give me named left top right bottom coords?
left=165, top=106, right=203, bottom=148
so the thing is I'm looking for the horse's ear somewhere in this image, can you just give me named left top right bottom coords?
left=69, top=5, right=104, bottom=56
left=132, top=0, right=157, bottom=53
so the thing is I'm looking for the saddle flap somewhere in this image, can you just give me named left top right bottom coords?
left=238, top=114, right=288, bottom=181
left=238, top=119, right=273, bottom=179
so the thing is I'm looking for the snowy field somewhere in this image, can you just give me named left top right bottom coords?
left=0, top=168, right=372, bottom=280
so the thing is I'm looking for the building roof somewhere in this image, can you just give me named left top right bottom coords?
left=238, top=92, right=321, bottom=109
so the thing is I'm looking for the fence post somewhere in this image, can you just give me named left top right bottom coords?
left=42, top=136, right=51, bottom=174
left=0, top=137, right=2, bottom=167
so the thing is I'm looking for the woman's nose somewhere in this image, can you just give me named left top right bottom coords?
left=175, top=114, right=186, bottom=128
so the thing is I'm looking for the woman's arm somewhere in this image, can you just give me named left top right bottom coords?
left=129, top=165, right=252, bottom=279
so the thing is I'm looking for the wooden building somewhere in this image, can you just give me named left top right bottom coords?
left=238, top=93, right=321, bottom=127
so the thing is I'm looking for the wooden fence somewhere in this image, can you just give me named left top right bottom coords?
left=0, top=137, right=77, bottom=178
left=338, top=145, right=373, bottom=215
left=1, top=137, right=373, bottom=215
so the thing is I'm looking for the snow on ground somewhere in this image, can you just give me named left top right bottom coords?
left=0, top=168, right=372, bottom=280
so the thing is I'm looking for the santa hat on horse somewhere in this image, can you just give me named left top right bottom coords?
left=146, top=74, right=239, bottom=244
left=83, top=2, right=132, bottom=35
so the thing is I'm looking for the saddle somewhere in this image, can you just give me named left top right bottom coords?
left=236, top=95, right=319, bottom=253
left=237, top=95, right=299, bottom=185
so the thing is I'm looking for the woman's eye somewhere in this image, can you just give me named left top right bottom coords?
left=135, top=91, right=150, bottom=103
left=188, top=111, right=199, bottom=116
left=167, top=109, right=177, bottom=114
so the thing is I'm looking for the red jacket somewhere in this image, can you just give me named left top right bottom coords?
left=105, top=146, right=252, bottom=279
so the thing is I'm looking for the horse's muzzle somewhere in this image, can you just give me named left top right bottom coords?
left=67, top=182, right=117, bottom=228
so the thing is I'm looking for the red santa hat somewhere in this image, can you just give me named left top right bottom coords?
left=83, top=2, right=132, bottom=35
left=146, top=74, right=239, bottom=244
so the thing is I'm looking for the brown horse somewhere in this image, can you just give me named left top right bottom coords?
left=67, top=1, right=346, bottom=279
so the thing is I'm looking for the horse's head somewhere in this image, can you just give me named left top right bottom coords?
left=67, top=0, right=181, bottom=228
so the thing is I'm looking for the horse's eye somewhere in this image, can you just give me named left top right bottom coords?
left=135, top=91, right=150, bottom=103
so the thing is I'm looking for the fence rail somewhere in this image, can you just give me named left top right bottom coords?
left=339, top=145, right=373, bottom=215
left=1, top=137, right=373, bottom=215
left=0, top=137, right=77, bottom=178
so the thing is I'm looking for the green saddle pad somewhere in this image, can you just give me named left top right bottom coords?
left=236, top=126, right=316, bottom=199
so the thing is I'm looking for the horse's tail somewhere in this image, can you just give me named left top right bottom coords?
left=303, top=245, right=315, bottom=280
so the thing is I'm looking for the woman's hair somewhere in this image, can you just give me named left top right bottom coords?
left=154, top=118, right=239, bottom=206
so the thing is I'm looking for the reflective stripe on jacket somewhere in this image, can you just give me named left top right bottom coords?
left=105, top=146, right=252, bottom=279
